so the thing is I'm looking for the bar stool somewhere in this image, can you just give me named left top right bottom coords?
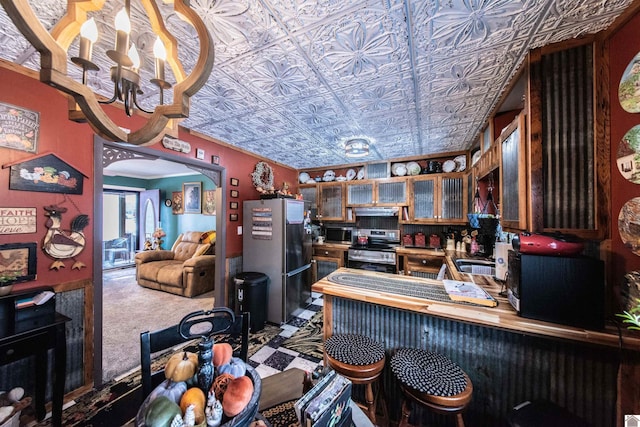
left=324, top=333, right=386, bottom=424
left=390, top=348, right=473, bottom=427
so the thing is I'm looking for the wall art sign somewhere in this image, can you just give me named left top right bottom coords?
left=203, top=190, right=216, bottom=215
left=172, top=191, right=184, bottom=215
left=618, top=125, right=640, bottom=184
left=4, top=152, right=86, bottom=194
left=619, top=53, right=640, bottom=113
left=0, top=242, right=37, bottom=284
left=162, top=136, right=191, bottom=153
left=0, top=102, right=39, bottom=153
left=183, top=181, right=202, bottom=214
left=619, top=197, right=640, bottom=256
left=0, top=207, right=37, bottom=234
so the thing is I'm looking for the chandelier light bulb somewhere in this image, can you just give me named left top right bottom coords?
left=153, top=37, right=167, bottom=60
left=114, top=8, right=131, bottom=34
left=128, top=43, right=141, bottom=71
left=80, top=18, right=98, bottom=43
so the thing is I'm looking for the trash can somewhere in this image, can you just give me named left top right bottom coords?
left=234, top=272, right=269, bottom=332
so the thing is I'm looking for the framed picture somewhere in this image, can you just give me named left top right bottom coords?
left=0, top=242, right=37, bottom=284
left=230, top=190, right=239, bottom=198
left=196, top=148, right=205, bottom=160
left=230, top=213, right=238, bottom=221
left=171, top=191, right=184, bottom=215
left=230, top=178, right=239, bottom=186
left=203, top=190, right=216, bottom=215
left=230, top=201, right=238, bottom=210
left=183, top=181, right=202, bottom=214
left=212, top=155, right=220, bottom=165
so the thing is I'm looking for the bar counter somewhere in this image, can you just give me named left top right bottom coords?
left=312, top=265, right=639, bottom=426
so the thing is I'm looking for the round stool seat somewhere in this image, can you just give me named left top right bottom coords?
left=391, top=348, right=472, bottom=414
left=324, top=334, right=386, bottom=424
left=325, top=334, right=386, bottom=381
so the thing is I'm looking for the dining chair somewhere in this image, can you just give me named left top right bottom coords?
left=139, top=307, right=250, bottom=398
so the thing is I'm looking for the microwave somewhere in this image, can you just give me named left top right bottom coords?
left=324, top=226, right=354, bottom=244
left=506, top=251, right=604, bottom=329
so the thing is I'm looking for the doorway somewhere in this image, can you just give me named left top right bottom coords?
left=93, top=137, right=227, bottom=385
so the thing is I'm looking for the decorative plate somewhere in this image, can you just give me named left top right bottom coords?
left=406, top=161, right=421, bottom=176
left=299, top=172, right=310, bottom=184
left=442, top=159, right=457, bottom=173
left=357, top=168, right=365, bottom=180
left=392, top=163, right=407, bottom=176
left=336, top=176, right=347, bottom=181
left=619, top=52, right=640, bottom=113
left=472, top=150, right=481, bottom=166
left=346, top=168, right=356, bottom=181
left=454, top=155, right=466, bottom=172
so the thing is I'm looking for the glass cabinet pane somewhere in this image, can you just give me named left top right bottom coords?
left=440, top=177, right=464, bottom=219
left=347, top=183, right=374, bottom=205
left=413, top=179, right=435, bottom=219
left=378, top=181, right=406, bottom=204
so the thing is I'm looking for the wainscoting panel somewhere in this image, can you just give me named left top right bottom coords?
left=332, top=298, right=617, bottom=427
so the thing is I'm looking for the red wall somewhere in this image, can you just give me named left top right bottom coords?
left=609, top=12, right=640, bottom=288
left=0, top=64, right=297, bottom=290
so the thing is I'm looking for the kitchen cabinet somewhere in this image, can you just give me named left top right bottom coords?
left=299, top=184, right=318, bottom=219
left=408, top=174, right=468, bottom=224
left=318, top=182, right=346, bottom=221
left=499, top=112, right=527, bottom=230
left=346, top=177, right=407, bottom=206
left=312, top=246, right=345, bottom=282
left=402, top=252, right=445, bottom=279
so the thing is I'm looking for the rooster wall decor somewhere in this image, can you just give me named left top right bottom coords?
left=42, top=205, right=89, bottom=270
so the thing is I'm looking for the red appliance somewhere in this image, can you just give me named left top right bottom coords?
left=512, top=232, right=584, bottom=256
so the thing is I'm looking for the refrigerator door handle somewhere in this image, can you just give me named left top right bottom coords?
left=286, top=263, right=312, bottom=277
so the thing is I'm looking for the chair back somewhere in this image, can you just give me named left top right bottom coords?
left=140, top=308, right=250, bottom=398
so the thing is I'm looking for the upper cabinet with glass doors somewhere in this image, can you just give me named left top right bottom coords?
left=499, top=112, right=527, bottom=230
left=408, top=174, right=468, bottom=224
left=346, top=177, right=407, bottom=206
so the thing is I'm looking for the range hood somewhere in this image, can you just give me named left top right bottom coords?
left=353, top=207, right=399, bottom=217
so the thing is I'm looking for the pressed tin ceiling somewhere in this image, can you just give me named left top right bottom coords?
left=0, top=0, right=634, bottom=169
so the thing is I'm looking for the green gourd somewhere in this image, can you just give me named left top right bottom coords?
left=144, top=395, right=181, bottom=427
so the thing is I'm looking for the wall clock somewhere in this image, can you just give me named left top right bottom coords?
left=164, top=199, right=172, bottom=207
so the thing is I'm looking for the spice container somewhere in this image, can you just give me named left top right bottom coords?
left=428, top=234, right=440, bottom=248
left=415, top=233, right=426, bottom=247
left=403, top=234, right=414, bottom=246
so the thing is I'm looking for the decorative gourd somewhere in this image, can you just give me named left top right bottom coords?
left=144, top=396, right=182, bottom=427
left=165, top=351, right=198, bottom=382
left=222, top=375, right=254, bottom=418
left=149, top=379, right=188, bottom=405
left=212, top=343, right=233, bottom=367
left=210, top=373, right=235, bottom=402
left=179, top=387, right=206, bottom=425
left=217, top=357, right=246, bottom=378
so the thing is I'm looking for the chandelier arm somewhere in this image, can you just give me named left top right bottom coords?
left=132, top=92, right=154, bottom=115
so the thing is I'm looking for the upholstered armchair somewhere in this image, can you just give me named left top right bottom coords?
left=134, top=231, right=216, bottom=297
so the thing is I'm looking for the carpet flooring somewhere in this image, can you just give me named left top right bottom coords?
left=102, top=268, right=215, bottom=382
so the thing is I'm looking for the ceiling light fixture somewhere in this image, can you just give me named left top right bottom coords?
left=344, top=137, right=371, bottom=158
left=0, top=0, right=214, bottom=146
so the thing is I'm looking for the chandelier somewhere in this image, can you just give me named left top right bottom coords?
left=0, top=0, right=214, bottom=146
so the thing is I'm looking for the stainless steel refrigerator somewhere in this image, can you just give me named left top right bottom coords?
left=243, top=198, right=312, bottom=324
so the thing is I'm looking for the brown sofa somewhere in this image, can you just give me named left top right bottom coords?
left=134, top=231, right=215, bottom=297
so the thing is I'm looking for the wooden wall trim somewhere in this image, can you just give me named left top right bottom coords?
left=527, top=49, right=544, bottom=232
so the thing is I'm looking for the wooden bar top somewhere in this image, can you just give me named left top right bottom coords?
left=312, top=265, right=640, bottom=351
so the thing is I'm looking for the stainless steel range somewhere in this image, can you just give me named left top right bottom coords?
left=348, top=229, right=400, bottom=273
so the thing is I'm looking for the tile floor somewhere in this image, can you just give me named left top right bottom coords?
left=248, top=292, right=324, bottom=379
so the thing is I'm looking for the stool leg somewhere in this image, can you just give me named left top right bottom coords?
left=399, top=398, right=412, bottom=427
left=455, top=413, right=465, bottom=427
left=365, top=382, right=377, bottom=425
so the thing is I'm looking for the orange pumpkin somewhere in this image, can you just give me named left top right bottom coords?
left=164, top=351, right=198, bottom=382
left=210, top=373, right=235, bottom=402
left=212, top=343, right=233, bottom=367
left=179, top=387, right=206, bottom=424
left=222, top=375, right=254, bottom=418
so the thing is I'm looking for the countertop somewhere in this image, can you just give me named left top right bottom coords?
left=311, top=265, right=640, bottom=351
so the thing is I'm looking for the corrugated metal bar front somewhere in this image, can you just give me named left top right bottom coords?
left=541, top=44, right=595, bottom=230
left=332, top=298, right=617, bottom=427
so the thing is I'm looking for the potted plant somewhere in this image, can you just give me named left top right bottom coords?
left=617, top=298, right=640, bottom=331
left=0, top=271, right=19, bottom=296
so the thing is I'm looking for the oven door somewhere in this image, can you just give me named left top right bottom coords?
left=347, top=259, right=396, bottom=274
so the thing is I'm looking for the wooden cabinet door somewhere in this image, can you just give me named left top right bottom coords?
left=377, top=178, right=407, bottom=205
left=500, top=113, right=527, bottom=230
left=319, top=183, right=344, bottom=221
left=346, top=181, right=374, bottom=205
left=439, top=174, right=468, bottom=224
left=409, top=175, right=466, bottom=223
left=409, top=175, right=437, bottom=223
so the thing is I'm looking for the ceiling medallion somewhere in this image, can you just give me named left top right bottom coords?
left=0, top=0, right=214, bottom=146
left=343, top=136, right=372, bottom=158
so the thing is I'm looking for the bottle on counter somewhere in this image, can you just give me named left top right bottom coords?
left=470, top=237, right=479, bottom=255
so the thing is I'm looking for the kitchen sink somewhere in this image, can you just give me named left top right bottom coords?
left=454, top=259, right=496, bottom=276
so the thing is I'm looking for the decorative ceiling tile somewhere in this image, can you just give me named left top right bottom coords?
left=0, top=0, right=635, bottom=168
